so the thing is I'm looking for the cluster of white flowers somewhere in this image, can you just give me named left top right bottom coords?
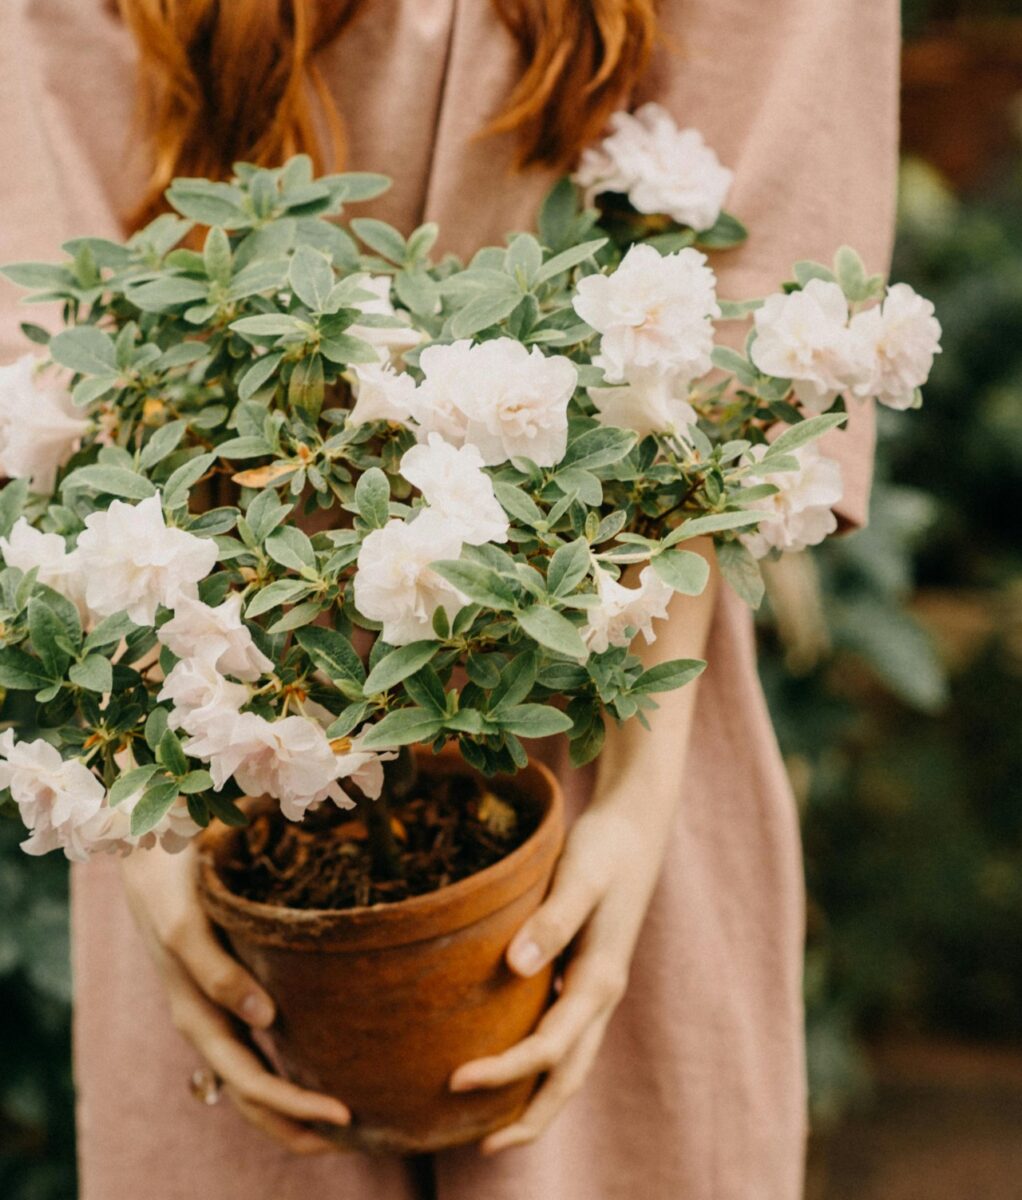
left=581, top=566, right=674, bottom=654
left=573, top=242, right=719, bottom=438
left=573, top=103, right=734, bottom=232
left=0, top=731, right=199, bottom=861
left=741, top=443, right=844, bottom=558
left=751, top=279, right=942, bottom=414
left=0, top=356, right=90, bottom=493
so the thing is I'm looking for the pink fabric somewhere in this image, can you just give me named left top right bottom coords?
left=0, top=1, right=900, bottom=1196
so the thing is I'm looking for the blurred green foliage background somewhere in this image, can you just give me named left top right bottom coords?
left=2, top=6, right=1021, bottom=1196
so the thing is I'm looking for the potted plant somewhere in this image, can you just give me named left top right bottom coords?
left=0, top=105, right=939, bottom=1152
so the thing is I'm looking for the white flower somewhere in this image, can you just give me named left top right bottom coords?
left=74, top=494, right=218, bottom=624
left=0, top=356, right=90, bottom=493
left=572, top=243, right=720, bottom=385
left=412, top=339, right=576, bottom=466
left=581, top=566, right=674, bottom=654
left=0, top=519, right=88, bottom=617
left=354, top=510, right=467, bottom=646
left=348, top=361, right=418, bottom=426
left=750, top=279, right=862, bottom=413
left=741, top=443, right=844, bottom=557
left=849, top=283, right=942, bottom=409
left=184, top=711, right=370, bottom=822
left=158, top=656, right=249, bottom=736
left=158, top=593, right=273, bottom=682
left=95, top=788, right=201, bottom=855
left=574, top=104, right=733, bottom=231
left=348, top=274, right=423, bottom=362
left=0, top=730, right=106, bottom=862
left=588, top=365, right=697, bottom=438
left=400, top=434, right=509, bottom=546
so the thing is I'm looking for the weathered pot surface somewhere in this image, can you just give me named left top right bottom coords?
left=197, top=744, right=565, bottom=1154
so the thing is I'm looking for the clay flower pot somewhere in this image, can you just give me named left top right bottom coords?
left=196, top=745, right=564, bottom=1154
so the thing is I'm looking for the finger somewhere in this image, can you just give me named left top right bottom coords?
left=506, top=837, right=606, bottom=978
left=164, top=908, right=275, bottom=1029
left=169, top=975, right=351, bottom=1128
left=451, top=941, right=624, bottom=1091
left=480, top=1017, right=609, bottom=1154
left=225, top=1087, right=340, bottom=1156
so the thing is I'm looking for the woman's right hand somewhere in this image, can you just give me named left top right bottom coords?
left=120, top=842, right=351, bottom=1155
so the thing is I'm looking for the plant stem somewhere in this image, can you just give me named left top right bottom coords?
left=359, top=746, right=418, bottom=883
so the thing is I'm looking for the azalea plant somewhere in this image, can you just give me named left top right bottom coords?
left=0, top=105, right=940, bottom=879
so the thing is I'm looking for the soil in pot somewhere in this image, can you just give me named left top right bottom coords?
left=219, top=770, right=539, bottom=909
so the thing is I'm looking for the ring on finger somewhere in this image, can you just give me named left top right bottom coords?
left=188, top=1065, right=223, bottom=1106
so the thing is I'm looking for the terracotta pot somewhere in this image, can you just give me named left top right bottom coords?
left=196, top=745, right=564, bottom=1154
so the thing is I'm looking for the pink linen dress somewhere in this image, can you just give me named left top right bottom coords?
left=0, top=1, right=900, bottom=1196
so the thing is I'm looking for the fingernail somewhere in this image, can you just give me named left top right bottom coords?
left=508, top=939, right=544, bottom=977
left=449, top=1068, right=477, bottom=1093
left=241, top=993, right=275, bottom=1028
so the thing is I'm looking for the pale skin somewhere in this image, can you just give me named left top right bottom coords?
left=121, top=536, right=719, bottom=1156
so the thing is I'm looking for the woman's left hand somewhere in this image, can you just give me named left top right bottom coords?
left=449, top=788, right=669, bottom=1154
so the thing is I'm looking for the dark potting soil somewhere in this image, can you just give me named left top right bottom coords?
left=219, top=772, right=538, bottom=910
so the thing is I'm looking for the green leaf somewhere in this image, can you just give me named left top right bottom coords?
left=431, top=560, right=519, bottom=611
left=127, top=276, right=209, bottom=312
left=537, top=177, right=580, bottom=250
left=295, top=626, right=365, bottom=685
left=166, top=180, right=246, bottom=227
left=663, top=511, right=763, bottom=547
left=652, top=549, right=710, bottom=595
left=288, top=244, right=335, bottom=311
left=534, top=238, right=607, bottom=285
left=109, top=765, right=161, bottom=807
left=494, top=703, right=572, bottom=738
left=694, top=210, right=748, bottom=248
left=358, top=708, right=444, bottom=749
left=62, top=465, right=156, bottom=501
left=139, top=420, right=187, bottom=470
left=49, top=327, right=117, bottom=376
left=237, top=352, right=284, bottom=401
left=711, top=346, right=758, bottom=387
left=130, top=778, right=180, bottom=837
left=163, top=452, right=216, bottom=509
left=178, top=769, right=213, bottom=795
left=265, top=525, right=317, bottom=573
left=548, top=538, right=591, bottom=596
left=793, top=261, right=837, bottom=288
left=518, top=606, right=587, bottom=660
left=230, top=314, right=310, bottom=337
left=217, top=435, right=274, bottom=460
left=0, top=647, right=51, bottom=690
left=834, top=245, right=870, bottom=301
left=28, top=598, right=76, bottom=676
left=449, top=288, right=522, bottom=339
left=354, top=467, right=391, bottom=528
left=764, top=413, right=847, bottom=459
left=203, top=225, right=232, bottom=286
left=350, top=218, right=407, bottom=263
left=403, top=664, right=447, bottom=714
left=1, top=261, right=75, bottom=290
left=157, top=728, right=190, bottom=777
left=0, top=479, right=29, bottom=538
left=287, top=353, right=325, bottom=419
left=493, top=483, right=544, bottom=527
left=490, top=651, right=538, bottom=710
left=319, top=332, right=379, bottom=365
left=326, top=701, right=372, bottom=739
left=244, top=579, right=315, bottom=618
left=569, top=714, right=606, bottom=767
left=144, top=707, right=170, bottom=751
left=562, top=427, right=636, bottom=471
left=363, top=641, right=439, bottom=694
left=715, top=540, right=765, bottom=608
left=69, top=654, right=113, bottom=693
left=633, top=658, right=706, bottom=694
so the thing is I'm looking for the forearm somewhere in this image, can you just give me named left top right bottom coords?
left=591, top=536, right=719, bottom=832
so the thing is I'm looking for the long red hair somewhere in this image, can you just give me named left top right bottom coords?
left=117, top=0, right=659, bottom=228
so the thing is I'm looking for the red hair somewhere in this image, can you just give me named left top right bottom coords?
left=117, top=0, right=659, bottom=228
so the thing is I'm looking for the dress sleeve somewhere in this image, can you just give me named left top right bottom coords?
left=638, top=0, right=901, bottom=532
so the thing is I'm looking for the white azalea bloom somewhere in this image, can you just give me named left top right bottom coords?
left=354, top=510, right=467, bottom=645
left=588, top=365, right=698, bottom=438
left=158, top=593, right=273, bottom=682
left=411, top=340, right=477, bottom=446
left=184, top=710, right=363, bottom=822
left=849, top=282, right=942, bottom=410
left=458, top=340, right=576, bottom=467
left=0, top=356, right=90, bottom=493
left=95, top=789, right=202, bottom=855
left=158, top=656, right=249, bottom=736
left=75, top=494, right=218, bottom=624
left=400, top=434, right=509, bottom=545
left=573, top=243, right=720, bottom=385
left=0, top=730, right=106, bottom=862
left=348, top=361, right=418, bottom=427
left=750, top=279, right=862, bottom=413
left=574, top=104, right=733, bottom=231
left=741, top=443, right=844, bottom=557
left=348, top=274, right=424, bottom=362
left=0, top=519, right=88, bottom=617
left=582, top=566, right=674, bottom=654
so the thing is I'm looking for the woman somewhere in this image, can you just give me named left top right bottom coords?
left=0, top=1, right=898, bottom=1196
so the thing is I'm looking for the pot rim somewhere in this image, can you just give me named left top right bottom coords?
left=196, top=745, right=565, bottom=950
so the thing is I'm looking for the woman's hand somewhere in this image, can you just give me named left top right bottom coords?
left=449, top=787, right=670, bottom=1153
left=120, top=843, right=350, bottom=1155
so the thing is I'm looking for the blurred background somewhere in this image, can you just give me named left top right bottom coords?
left=2, top=3, right=1021, bottom=1196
